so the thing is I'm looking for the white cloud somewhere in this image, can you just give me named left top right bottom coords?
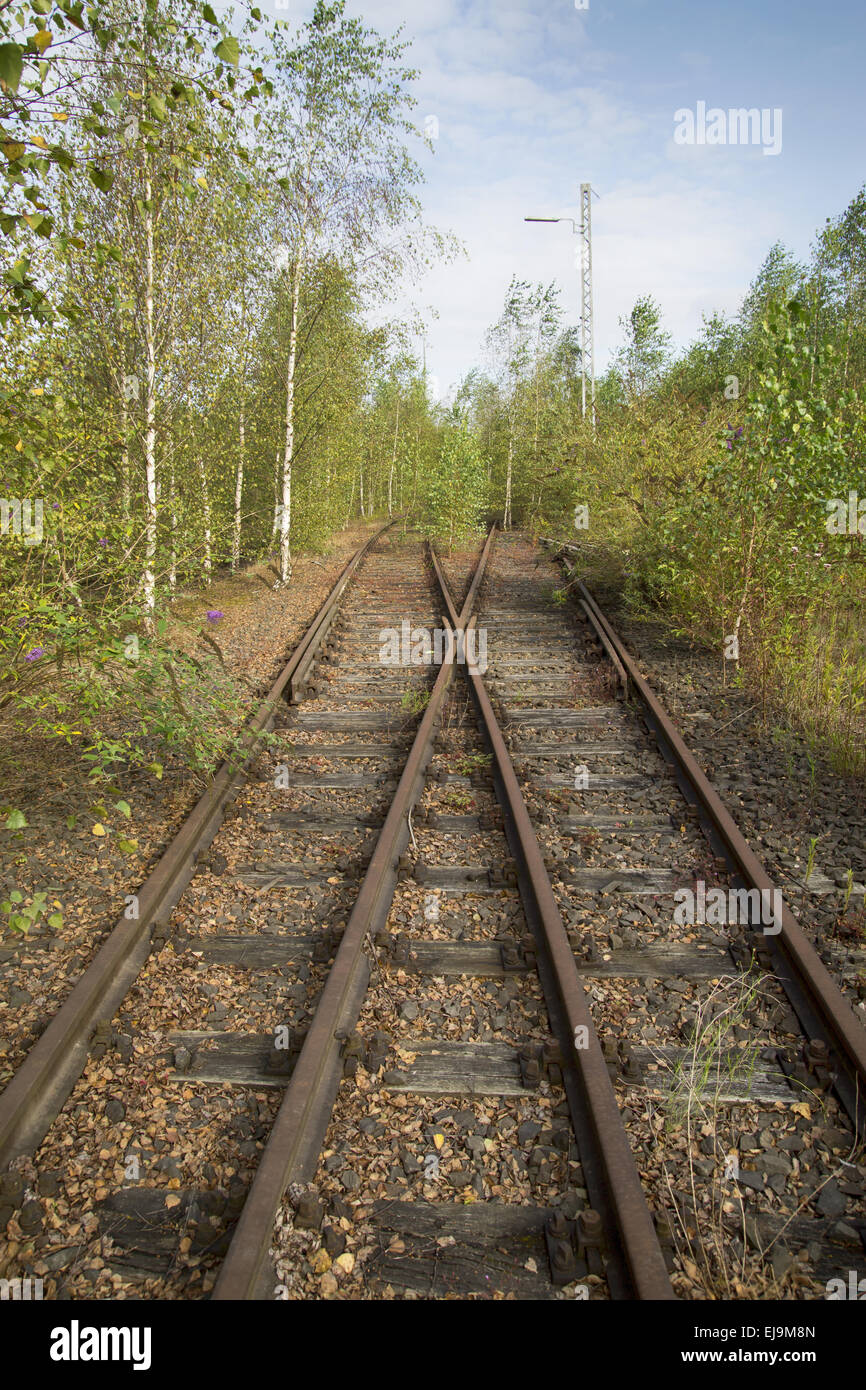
left=248, top=0, right=850, bottom=397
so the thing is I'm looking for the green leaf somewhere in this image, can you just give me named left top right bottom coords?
left=202, top=3, right=218, bottom=23
left=0, top=43, right=24, bottom=95
left=47, top=912, right=63, bottom=928
left=10, top=890, right=23, bottom=903
left=87, top=164, right=114, bottom=192
left=5, top=809, right=28, bottom=830
left=66, top=813, right=77, bottom=829
left=115, top=799, right=131, bottom=818
left=214, top=36, right=239, bottom=66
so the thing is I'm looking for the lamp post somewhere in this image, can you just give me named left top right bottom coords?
left=525, top=183, right=596, bottom=427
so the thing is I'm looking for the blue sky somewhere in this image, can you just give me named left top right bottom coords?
left=256, top=0, right=866, bottom=396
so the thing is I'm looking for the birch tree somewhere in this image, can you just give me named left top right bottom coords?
left=264, top=0, right=445, bottom=581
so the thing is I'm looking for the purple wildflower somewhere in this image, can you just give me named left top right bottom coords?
left=51, top=503, right=60, bottom=511
left=206, top=610, right=224, bottom=624
left=734, top=426, right=744, bottom=438
left=725, top=441, right=733, bottom=450
left=24, top=647, right=44, bottom=662
left=98, top=538, right=108, bottom=547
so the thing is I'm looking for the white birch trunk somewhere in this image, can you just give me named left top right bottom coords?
left=233, top=403, right=244, bottom=572
left=142, top=166, right=158, bottom=625
left=198, top=456, right=212, bottom=578
left=169, top=456, right=177, bottom=593
left=279, top=252, right=303, bottom=584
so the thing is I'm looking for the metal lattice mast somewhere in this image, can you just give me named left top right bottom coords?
left=579, top=182, right=595, bottom=425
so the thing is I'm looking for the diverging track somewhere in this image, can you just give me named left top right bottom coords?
left=1, top=526, right=863, bottom=1302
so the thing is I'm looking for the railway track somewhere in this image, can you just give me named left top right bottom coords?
left=0, top=526, right=864, bottom=1303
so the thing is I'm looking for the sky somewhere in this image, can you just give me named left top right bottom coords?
left=252, top=0, right=866, bottom=398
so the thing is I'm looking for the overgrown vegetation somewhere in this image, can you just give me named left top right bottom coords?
left=456, top=198, right=866, bottom=778
left=0, top=0, right=461, bottom=824
left=3, top=1, right=864, bottom=866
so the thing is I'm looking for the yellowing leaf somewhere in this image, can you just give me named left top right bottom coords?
left=2, top=142, right=26, bottom=162
left=165, top=1194, right=181, bottom=1209
left=91, top=822, right=106, bottom=836
left=52, top=111, right=68, bottom=122
left=195, top=175, right=208, bottom=190
left=791, top=1102, right=811, bottom=1120
left=32, top=30, right=52, bottom=53
left=31, top=134, right=48, bottom=149
left=432, top=1132, right=445, bottom=1150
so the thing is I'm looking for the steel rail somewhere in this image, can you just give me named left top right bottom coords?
left=555, top=550, right=866, bottom=1137
left=428, top=532, right=675, bottom=1300
left=214, top=624, right=476, bottom=1298
left=0, top=523, right=392, bottom=1169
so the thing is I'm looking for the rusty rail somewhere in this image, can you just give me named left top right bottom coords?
left=214, top=625, right=475, bottom=1297
left=0, top=523, right=391, bottom=1169
left=554, top=548, right=866, bottom=1138
left=429, top=532, right=675, bottom=1300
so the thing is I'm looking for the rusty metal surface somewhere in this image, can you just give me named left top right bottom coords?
left=569, top=566, right=866, bottom=1136
left=578, top=598, right=628, bottom=697
left=0, top=524, right=392, bottom=1169
left=213, top=622, right=466, bottom=1298
left=429, top=533, right=675, bottom=1301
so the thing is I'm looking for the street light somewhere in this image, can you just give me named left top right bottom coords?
left=525, top=188, right=595, bottom=426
